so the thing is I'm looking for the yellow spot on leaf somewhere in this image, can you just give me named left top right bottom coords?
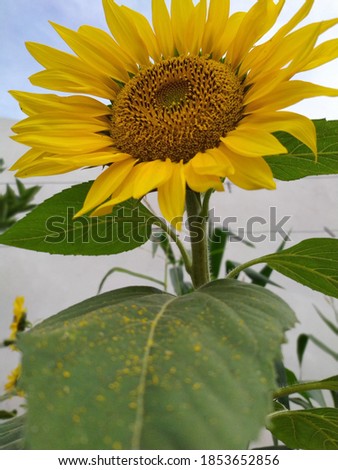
left=63, top=371, right=71, bottom=378
left=113, top=441, right=122, bottom=450
left=72, top=414, right=81, bottom=423
left=108, top=382, right=120, bottom=391
left=152, top=375, right=159, bottom=385
left=96, top=394, right=106, bottom=402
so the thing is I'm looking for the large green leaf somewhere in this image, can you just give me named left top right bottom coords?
left=228, top=238, right=338, bottom=298
left=0, top=415, right=25, bottom=450
left=265, top=119, right=338, bottom=180
left=267, top=408, right=338, bottom=449
left=18, top=280, right=295, bottom=449
left=0, top=182, right=153, bottom=255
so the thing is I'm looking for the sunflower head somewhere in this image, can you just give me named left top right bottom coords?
left=4, top=365, right=24, bottom=396
left=110, top=55, right=244, bottom=164
left=9, top=0, right=338, bottom=227
left=9, top=296, right=27, bottom=342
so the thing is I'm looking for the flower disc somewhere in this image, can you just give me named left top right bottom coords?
left=110, top=56, right=244, bottom=163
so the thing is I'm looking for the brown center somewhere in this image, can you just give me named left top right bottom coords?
left=110, top=56, right=244, bottom=163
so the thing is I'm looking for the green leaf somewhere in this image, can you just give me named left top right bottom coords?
left=18, top=280, right=295, bottom=450
left=98, top=267, right=165, bottom=293
left=0, top=179, right=40, bottom=231
left=225, top=260, right=238, bottom=277
left=314, top=305, right=338, bottom=335
left=267, top=408, right=338, bottom=449
left=306, top=334, right=338, bottom=361
left=274, top=375, right=337, bottom=408
left=297, top=334, right=309, bottom=367
left=209, top=227, right=228, bottom=279
left=0, top=182, right=154, bottom=255
left=227, top=238, right=338, bottom=298
left=151, top=231, right=176, bottom=265
left=0, top=410, right=17, bottom=420
left=169, top=266, right=193, bottom=295
left=229, top=261, right=282, bottom=288
left=258, top=236, right=289, bottom=286
left=0, top=415, right=25, bottom=450
left=266, top=119, right=338, bottom=180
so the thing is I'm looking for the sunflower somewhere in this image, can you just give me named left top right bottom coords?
left=10, top=0, right=338, bottom=227
left=9, top=296, right=27, bottom=342
left=4, top=365, right=24, bottom=396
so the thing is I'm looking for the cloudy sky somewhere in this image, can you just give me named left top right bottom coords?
left=1, top=0, right=338, bottom=120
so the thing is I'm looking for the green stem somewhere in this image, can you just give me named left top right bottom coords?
left=185, top=190, right=210, bottom=288
left=225, top=258, right=263, bottom=279
left=200, top=189, right=214, bottom=218
left=273, top=381, right=338, bottom=400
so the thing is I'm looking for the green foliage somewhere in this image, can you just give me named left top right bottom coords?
left=269, top=303, right=338, bottom=449
left=18, top=280, right=295, bottom=449
left=0, top=415, right=25, bottom=450
left=267, top=408, right=338, bottom=449
left=209, top=227, right=229, bottom=279
left=0, top=182, right=153, bottom=255
left=98, top=267, right=165, bottom=293
left=266, top=119, right=338, bottom=180
left=227, top=238, right=338, bottom=298
left=0, top=179, right=40, bottom=231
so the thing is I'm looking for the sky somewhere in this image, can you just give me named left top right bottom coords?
left=1, top=0, right=338, bottom=120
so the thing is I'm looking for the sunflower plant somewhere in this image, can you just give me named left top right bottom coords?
left=0, top=0, right=338, bottom=450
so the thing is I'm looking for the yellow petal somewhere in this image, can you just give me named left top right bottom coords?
left=121, top=6, right=161, bottom=62
left=151, top=0, right=175, bottom=58
left=29, top=69, right=118, bottom=100
left=26, top=42, right=119, bottom=97
left=270, top=0, right=314, bottom=43
left=102, top=0, right=149, bottom=66
left=12, top=130, right=112, bottom=154
left=221, top=126, right=287, bottom=157
left=158, top=161, right=186, bottom=229
left=10, top=148, right=51, bottom=171
left=12, top=114, right=110, bottom=134
left=239, top=0, right=315, bottom=75
left=78, top=25, right=137, bottom=74
left=244, top=19, right=338, bottom=82
left=184, top=162, right=224, bottom=193
left=76, top=158, right=136, bottom=216
left=14, top=160, right=79, bottom=177
left=242, top=111, right=317, bottom=155
left=90, top=166, right=146, bottom=217
left=190, top=148, right=234, bottom=176
left=201, top=0, right=229, bottom=54
left=47, top=151, right=131, bottom=167
left=224, top=147, right=276, bottom=190
left=302, top=38, right=338, bottom=71
left=170, top=0, right=195, bottom=54
left=50, top=22, right=129, bottom=83
left=185, top=0, right=207, bottom=55
left=227, top=0, right=284, bottom=68
left=215, top=12, right=246, bottom=60
left=245, top=81, right=338, bottom=113
left=9, top=91, right=111, bottom=117
left=131, top=159, right=173, bottom=199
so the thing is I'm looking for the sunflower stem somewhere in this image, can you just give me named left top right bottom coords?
left=186, top=190, right=210, bottom=289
